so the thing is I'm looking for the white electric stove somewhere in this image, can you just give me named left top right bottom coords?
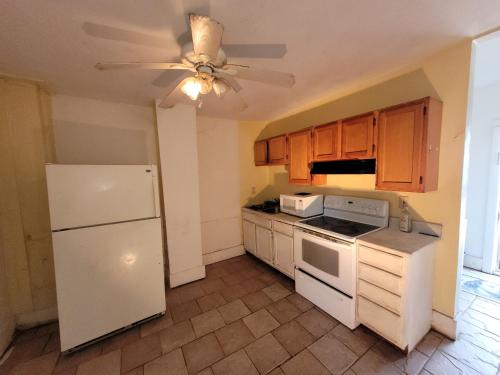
left=293, top=195, right=389, bottom=329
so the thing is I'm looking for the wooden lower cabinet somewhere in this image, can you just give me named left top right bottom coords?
left=242, top=219, right=257, bottom=255
left=356, top=242, right=435, bottom=352
left=341, top=113, right=376, bottom=159
left=242, top=211, right=295, bottom=279
left=376, top=98, right=442, bottom=192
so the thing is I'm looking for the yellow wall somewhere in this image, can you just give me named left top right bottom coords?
left=240, top=41, right=471, bottom=318
left=0, top=77, right=57, bottom=327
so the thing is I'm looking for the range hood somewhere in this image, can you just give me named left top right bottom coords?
left=310, top=159, right=376, bottom=175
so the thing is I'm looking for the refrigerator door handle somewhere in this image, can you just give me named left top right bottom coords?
left=151, top=165, right=162, bottom=218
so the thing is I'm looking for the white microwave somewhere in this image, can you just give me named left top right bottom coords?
left=280, top=194, right=324, bottom=217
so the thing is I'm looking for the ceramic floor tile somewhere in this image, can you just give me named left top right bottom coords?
left=280, top=349, right=330, bottom=375
left=201, top=279, right=227, bottom=294
left=416, top=330, right=444, bottom=357
left=191, top=309, right=226, bottom=337
left=2, top=334, right=51, bottom=371
left=308, top=332, right=358, bottom=374
left=102, top=327, right=141, bottom=354
left=350, top=349, right=402, bottom=375
left=286, top=293, right=314, bottom=312
left=457, top=319, right=500, bottom=356
left=268, top=368, right=285, bottom=375
left=123, top=368, right=144, bottom=375
left=330, top=324, right=378, bottom=356
left=211, top=349, right=259, bottom=375
left=220, top=284, right=248, bottom=302
left=143, top=348, right=188, bottom=375
left=170, top=300, right=203, bottom=324
left=266, top=299, right=301, bottom=324
left=272, top=320, right=315, bottom=356
left=438, top=337, right=500, bottom=375
left=296, top=308, right=337, bottom=338
left=196, top=368, right=214, bottom=375
left=43, top=332, right=61, bottom=354
left=215, top=320, right=255, bottom=355
left=262, top=283, right=292, bottom=302
left=36, top=322, right=59, bottom=337
left=469, top=297, right=500, bottom=319
left=239, top=278, right=267, bottom=294
left=243, top=309, right=280, bottom=338
left=9, top=351, right=58, bottom=375
left=182, top=333, right=224, bottom=374
left=218, top=299, right=251, bottom=324
left=121, top=334, right=162, bottom=373
left=159, top=320, right=196, bottom=354
left=197, top=293, right=227, bottom=312
left=393, top=349, right=428, bottom=375
left=76, top=349, right=121, bottom=375
left=424, top=350, right=482, bottom=375
left=140, top=313, right=173, bottom=337
left=245, top=333, right=290, bottom=375
left=241, top=291, right=273, bottom=312
left=54, top=343, right=103, bottom=373
left=459, top=308, right=500, bottom=336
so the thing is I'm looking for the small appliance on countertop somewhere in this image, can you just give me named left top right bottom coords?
left=247, top=198, right=280, bottom=214
left=279, top=193, right=324, bottom=217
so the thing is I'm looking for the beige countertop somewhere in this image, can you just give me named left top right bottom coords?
left=358, top=223, right=440, bottom=255
left=241, top=207, right=303, bottom=225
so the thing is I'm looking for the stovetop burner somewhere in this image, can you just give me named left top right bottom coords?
left=299, top=216, right=379, bottom=237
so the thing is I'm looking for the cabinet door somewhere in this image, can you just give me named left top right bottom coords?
left=341, top=114, right=375, bottom=159
left=256, top=226, right=273, bottom=264
left=254, top=140, right=268, bottom=166
left=268, top=135, right=288, bottom=165
left=376, top=102, right=424, bottom=192
left=312, top=122, right=340, bottom=161
left=288, top=129, right=312, bottom=185
left=243, top=220, right=257, bottom=255
left=273, top=232, right=294, bottom=278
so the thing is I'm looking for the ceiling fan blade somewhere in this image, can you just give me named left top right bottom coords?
left=176, top=0, right=211, bottom=47
left=82, top=22, right=169, bottom=49
left=190, top=14, right=223, bottom=61
left=159, top=77, right=192, bottom=109
left=223, top=44, right=288, bottom=59
left=213, top=72, right=242, bottom=92
left=222, top=64, right=295, bottom=87
left=95, top=62, right=194, bottom=71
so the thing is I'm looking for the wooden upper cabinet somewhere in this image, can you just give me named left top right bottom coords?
left=288, top=129, right=313, bottom=185
left=341, top=113, right=376, bottom=159
left=268, top=135, right=288, bottom=165
left=312, top=122, right=341, bottom=161
left=254, top=140, right=268, bottom=166
left=376, top=98, right=442, bottom=192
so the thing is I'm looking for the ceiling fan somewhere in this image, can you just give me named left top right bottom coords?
left=94, top=14, right=295, bottom=110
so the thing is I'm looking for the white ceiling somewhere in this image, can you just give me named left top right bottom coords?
left=1, top=0, right=500, bottom=121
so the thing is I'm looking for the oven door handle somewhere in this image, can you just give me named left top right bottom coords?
left=294, top=227, right=353, bottom=246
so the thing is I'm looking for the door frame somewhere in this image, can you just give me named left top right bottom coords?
left=482, top=122, right=500, bottom=273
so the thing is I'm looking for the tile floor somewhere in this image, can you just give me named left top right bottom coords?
left=1, top=254, right=500, bottom=375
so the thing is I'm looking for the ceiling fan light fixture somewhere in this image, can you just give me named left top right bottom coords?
left=181, top=76, right=202, bottom=100
left=213, top=79, right=230, bottom=98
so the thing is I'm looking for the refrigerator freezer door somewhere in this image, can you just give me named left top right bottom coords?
left=46, top=164, right=160, bottom=230
left=52, top=218, right=166, bottom=351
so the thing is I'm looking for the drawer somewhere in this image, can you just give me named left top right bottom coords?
left=358, top=245, right=404, bottom=276
left=358, top=279, right=402, bottom=315
left=242, top=212, right=272, bottom=229
left=358, top=263, right=403, bottom=296
left=273, top=220, right=294, bottom=236
left=358, top=296, right=403, bottom=348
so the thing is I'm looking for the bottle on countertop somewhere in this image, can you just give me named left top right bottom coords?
left=399, top=201, right=412, bottom=233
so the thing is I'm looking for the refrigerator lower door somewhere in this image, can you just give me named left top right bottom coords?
left=52, top=218, right=165, bottom=351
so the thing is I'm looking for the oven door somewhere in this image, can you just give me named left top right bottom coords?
left=293, top=228, right=355, bottom=296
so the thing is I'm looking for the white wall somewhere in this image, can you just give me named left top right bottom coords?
left=52, top=95, right=156, bottom=165
left=156, top=103, right=205, bottom=287
left=464, top=82, right=500, bottom=269
left=197, top=117, right=244, bottom=264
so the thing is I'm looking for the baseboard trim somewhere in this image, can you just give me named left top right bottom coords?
left=463, top=254, right=482, bottom=270
left=169, top=265, right=206, bottom=288
left=16, top=306, right=58, bottom=329
left=203, top=245, right=245, bottom=265
left=431, top=309, right=457, bottom=339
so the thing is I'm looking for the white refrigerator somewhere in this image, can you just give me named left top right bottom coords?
left=46, top=164, right=166, bottom=352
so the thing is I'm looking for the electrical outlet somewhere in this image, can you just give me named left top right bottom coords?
left=399, top=196, right=409, bottom=209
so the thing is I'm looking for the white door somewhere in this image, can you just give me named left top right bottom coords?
left=274, top=232, right=294, bottom=278
left=52, top=218, right=165, bottom=351
left=46, top=164, right=160, bottom=230
left=256, top=226, right=274, bottom=264
left=242, top=220, right=257, bottom=255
